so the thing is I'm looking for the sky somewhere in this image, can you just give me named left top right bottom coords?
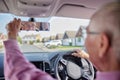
left=0, top=13, right=90, bottom=38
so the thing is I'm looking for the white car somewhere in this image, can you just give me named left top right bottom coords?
left=44, top=40, right=62, bottom=47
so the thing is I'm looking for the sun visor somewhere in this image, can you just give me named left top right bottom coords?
left=56, top=4, right=96, bottom=19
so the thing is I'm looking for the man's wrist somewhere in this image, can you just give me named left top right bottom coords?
left=8, top=36, right=17, bottom=40
left=8, top=32, right=17, bottom=40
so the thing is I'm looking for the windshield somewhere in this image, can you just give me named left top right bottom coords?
left=0, top=13, right=89, bottom=53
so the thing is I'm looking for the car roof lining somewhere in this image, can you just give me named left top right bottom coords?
left=0, top=0, right=116, bottom=19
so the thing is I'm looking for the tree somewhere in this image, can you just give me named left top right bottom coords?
left=36, top=39, right=40, bottom=43
left=29, top=41, right=34, bottom=45
left=17, top=36, right=22, bottom=44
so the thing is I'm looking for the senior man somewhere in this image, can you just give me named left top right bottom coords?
left=4, top=2, right=120, bottom=80
left=87, top=2, right=120, bottom=80
left=74, top=2, right=120, bottom=80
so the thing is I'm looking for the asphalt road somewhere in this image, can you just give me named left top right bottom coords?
left=0, top=44, right=45, bottom=53
left=20, top=44, right=45, bottom=52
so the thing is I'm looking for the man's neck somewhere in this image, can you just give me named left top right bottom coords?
left=98, top=51, right=120, bottom=72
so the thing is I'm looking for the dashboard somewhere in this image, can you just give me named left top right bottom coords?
left=0, top=51, right=96, bottom=80
left=0, top=51, right=64, bottom=80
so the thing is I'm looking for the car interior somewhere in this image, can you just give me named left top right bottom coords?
left=0, top=0, right=116, bottom=80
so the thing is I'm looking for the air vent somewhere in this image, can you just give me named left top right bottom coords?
left=31, top=61, right=51, bottom=74
left=31, top=61, right=44, bottom=70
left=0, top=77, right=5, bottom=80
left=44, top=62, right=51, bottom=74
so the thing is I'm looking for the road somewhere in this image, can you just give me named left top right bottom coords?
left=0, top=44, right=45, bottom=53
left=20, top=44, right=45, bottom=52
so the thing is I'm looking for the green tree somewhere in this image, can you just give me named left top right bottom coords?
left=36, top=39, right=40, bottom=43
left=17, top=36, right=22, bottom=44
left=29, top=41, right=34, bottom=45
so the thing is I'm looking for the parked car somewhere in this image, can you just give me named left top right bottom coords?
left=44, top=40, right=62, bottom=47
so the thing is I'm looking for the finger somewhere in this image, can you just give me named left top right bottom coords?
left=18, top=18, right=21, bottom=24
left=14, top=18, right=18, bottom=25
left=17, top=18, right=21, bottom=29
left=14, top=18, right=17, bottom=21
left=18, top=18, right=21, bottom=22
left=11, top=19, right=16, bottom=27
left=8, top=22, right=12, bottom=32
left=11, top=20, right=15, bottom=31
left=71, top=49, right=81, bottom=56
left=13, top=18, right=19, bottom=30
left=72, top=53, right=76, bottom=55
left=15, top=18, right=20, bottom=28
left=6, top=23, right=10, bottom=31
left=74, top=49, right=81, bottom=53
left=10, top=19, right=17, bottom=31
left=81, top=50, right=88, bottom=54
left=13, top=18, right=17, bottom=25
left=72, top=53, right=80, bottom=57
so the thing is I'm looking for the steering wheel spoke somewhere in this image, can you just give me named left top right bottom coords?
left=65, top=76, right=69, bottom=80
left=60, top=58, right=68, bottom=66
left=82, top=73, right=92, bottom=80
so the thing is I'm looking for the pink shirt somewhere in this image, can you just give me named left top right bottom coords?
left=4, top=40, right=56, bottom=80
left=96, top=71, right=120, bottom=80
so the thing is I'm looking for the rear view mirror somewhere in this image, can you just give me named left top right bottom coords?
left=20, top=21, right=50, bottom=31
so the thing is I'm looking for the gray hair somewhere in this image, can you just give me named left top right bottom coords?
left=90, top=2, right=120, bottom=61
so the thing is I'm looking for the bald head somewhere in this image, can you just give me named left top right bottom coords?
left=90, top=2, right=120, bottom=34
left=89, top=2, right=120, bottom=61
left=89, top=2, right=120, bottom=42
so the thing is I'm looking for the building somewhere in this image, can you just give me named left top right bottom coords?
left=75, top=26, right=85, bottom=46
left=49, top=35, right=56, bottom=40
left=56, top=34, right=64, bottom=40
left=42, top=37, right=50, bottom=43
left=62, top=31, right=77, bottom=46
left=22, top=34, right=41, bottom=44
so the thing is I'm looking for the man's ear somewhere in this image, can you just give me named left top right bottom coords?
left=98, top=33, right=109, bottom=58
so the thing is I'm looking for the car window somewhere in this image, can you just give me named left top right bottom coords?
left=0, top=13, right=89, bottom=53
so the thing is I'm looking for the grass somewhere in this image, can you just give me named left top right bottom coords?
left=49, top=45, right=83, bottom=50
left=0, top=45, right=3, bottom=49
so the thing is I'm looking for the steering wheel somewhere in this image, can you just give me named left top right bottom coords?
left=54, top=51, right=94, bottom=80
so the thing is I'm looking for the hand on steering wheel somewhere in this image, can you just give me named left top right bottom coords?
left=72, top=49, right=89, bottom=59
